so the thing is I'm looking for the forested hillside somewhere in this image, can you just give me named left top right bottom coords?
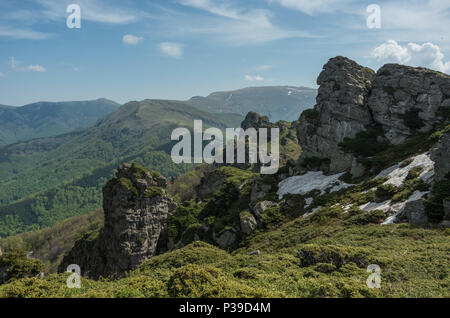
left=0, top=99, right=120, bottom=146
left=0, top=100, right=243, bottom=237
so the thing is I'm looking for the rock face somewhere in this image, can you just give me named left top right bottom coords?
left=296, top=56, right=450, bottom=176
left=59, top=163, right=177, bottom=279
left=297, top=56, right=376, bottom=173
left=369, top=65, right=450, bottom=144
left=404, top=198, right=429, bottom=226
left=432, top=129, right=450, bottom=181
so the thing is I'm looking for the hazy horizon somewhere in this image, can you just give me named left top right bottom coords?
left=1, top=0, right=449, bottom=105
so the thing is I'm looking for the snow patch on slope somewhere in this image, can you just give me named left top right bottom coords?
left=376, top=153, right=434, bottom=187
left=359, top=190, right=429, bottom=225
left=277, top=171, right=351, bottom=200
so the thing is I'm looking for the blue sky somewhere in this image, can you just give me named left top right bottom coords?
left=0, top=0, right=449, bottom=106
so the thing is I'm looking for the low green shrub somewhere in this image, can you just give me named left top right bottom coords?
left=0, top=249, right=45, bottom=284
left=345, top=210, right=385, bottom=225
left=297, top=244, right=371, bottom=268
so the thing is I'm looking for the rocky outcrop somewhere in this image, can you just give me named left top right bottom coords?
left=296, top=56, right=450, bottom=176
left=240, top=214, right=258, bottom=235
left=431, top=129, right=450, bottom=181
left=241, top=112, right=276, bottom=133
left=369, top=65, right=450, bottom=144
left=216, top=229, right=237, bottom=249
left=404, top=198, right=429, bottom=226
left=297, top=56, right=376, bottom=173
left=251, top=177, right=273, bottom=202
left=59, top=163, right=177, bottom=279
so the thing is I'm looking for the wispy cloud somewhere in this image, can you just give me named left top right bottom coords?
left=159, top=42, right=183, bottom=58
left=268, top=0, right=347, bottom=15
left=28, top=64, right=47, bottom=72
left=175, top=0, right=315, bottom=45
left=371, top=40, right=450, bottom=73
left=0, top=0, right=142, bottom=40
left=37, top=0, right=140, bottom=24
left=0, top=72, right=5, bottom=78
left=245, top=74, right=264, bottom=81
left=0, top=27, right=52, bottom=40
left=10, top=57, right=47, bottom=73
left=123, top=34, right=143, bottom=45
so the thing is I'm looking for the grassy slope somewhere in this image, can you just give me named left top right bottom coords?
left=1, top=125, right=448, bottom=298
left=1, top=220, right=448, bottom=298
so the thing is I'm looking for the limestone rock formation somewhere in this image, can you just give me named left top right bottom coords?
left=296, top=56, right=450, bottom=176
left=59, top=163, right=177, bottom=279
left=369, top=65, right=450, bottom=144
left=296, top=56, right=376, bottom=173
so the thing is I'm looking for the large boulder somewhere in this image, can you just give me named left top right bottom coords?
left=215, top=229, right=237, bottom=249
left=59, top=163, right=177, bottom=279
left=368, top=64, right=450, bottom=144
left=404, top=198, right=429, bottom=226
left=240, top=214, right=258, bottom=235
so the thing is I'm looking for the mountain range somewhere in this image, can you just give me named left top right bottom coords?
left=0, top=99, right=243, bottom=236
left=0, top=99, right=120, bottom=146
left=185, top=86, right=317, bottom=122
left=0, top=85, right=316, bottom=236
left=0, top=57, right=449, bottom=298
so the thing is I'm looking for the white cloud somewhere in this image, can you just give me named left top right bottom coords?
left=371, top=40, right=450, bottom=73
left=0, top=27, right=52, bottom=40
left=122, top=34, right=143, bottom=45
left=9, top=57, right=47, bottom=73
left=176, top=0, right=315, bottom=45
left=245, top=75, right=264, bottom=81
left=269, top=0, right=344, bottom=15
left=28, top=64, right=47, bottom=72
left=159, top=42, right=183, bottom=58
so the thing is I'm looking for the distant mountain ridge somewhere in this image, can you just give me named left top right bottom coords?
left=0, top=98, right=120, bottom=146
left=185, top=86, right=317, bottom=122
left=0, top=99, right=243, bottom=236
